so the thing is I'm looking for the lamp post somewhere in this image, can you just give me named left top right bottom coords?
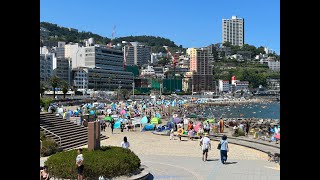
left=132, top=75, right=135, bottom=100
left=118, top=81, right=121, bottom=101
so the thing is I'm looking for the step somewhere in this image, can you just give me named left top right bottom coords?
left=63, top=136, right=108, bottom=150
left=46, top=131, right=88, bottom=140
left=41, top=124, right=82, bottom=130
left=42, top=125, right=86, bottom=131
left=43, top=128, right=87, bottom=136
left=58, top=134, right=107, bottom=146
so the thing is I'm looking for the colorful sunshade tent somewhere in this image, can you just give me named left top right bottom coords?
left=173, top=117, right=182, bottom=123
left=140, top=116, right=148, bottom=124
left=150, top=117, right=161, bottom=124
left=120, top=109, right=126, bottom=115
left=104, top=116, right=112, bottom=121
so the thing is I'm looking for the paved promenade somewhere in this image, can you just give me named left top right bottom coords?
left=41, top=122, right=279, bottom=179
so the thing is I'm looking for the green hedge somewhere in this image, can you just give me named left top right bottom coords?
left=40, top=97, right=53, bottom=111
left=41, top=137, right=60, bottom=156
left=45, top=146, right=141, bottom=179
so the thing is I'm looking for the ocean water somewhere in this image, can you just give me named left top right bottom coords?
left=203, top=101, right=280, bottom=119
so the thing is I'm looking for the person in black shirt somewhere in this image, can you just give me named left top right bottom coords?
left=110, top=119, right=115, bottom=134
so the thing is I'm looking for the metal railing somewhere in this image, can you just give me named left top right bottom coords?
left=40, top=126, right=62, bottom=146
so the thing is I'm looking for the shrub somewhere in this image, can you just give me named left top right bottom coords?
left=41, top=137, right=60, bottom=157
left=40, top=131, right=46, bottom=141
left=40, top=97, right=53, bottom=111
left=45, top=146, right=141, bottom=179
left=233, top=128, right=246, bottom=137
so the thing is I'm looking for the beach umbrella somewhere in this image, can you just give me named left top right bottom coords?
left=194, top=122, right=201, bottom=132
left=124, top=113, right=130, bottom=117
left=104, top=116, right=112, bottom=121
left=207, top=118, right=215, bottom=123
left=173, top=117, right=181, bottom=123
left=140, top=116, right=148, bottom=124
left=150, top=117, right=160, bottom=124
left=155, top=113, right=161, bottom=119
left=114, top=121, right=121, bottom=129
left=89, top=110, right=95, bottom=115
left=120, top=109, right=126, bottom=115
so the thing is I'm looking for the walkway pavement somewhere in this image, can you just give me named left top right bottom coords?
left=41, top=124, right=280, bottom=179
left=141, top=154, right=279, bottom=180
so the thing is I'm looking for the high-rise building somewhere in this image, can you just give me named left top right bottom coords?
left=40, top=46, right=56, bottom=81
left=222, top=16, right=244, bottom=46
left=123, top=42, right=151, bottom=66
left=190, top=46, right=214, bottom=92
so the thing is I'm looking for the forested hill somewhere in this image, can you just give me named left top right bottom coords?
left=40, top=22, right=181, bottom=52
left=40, top=22, right=110, bottom=44
left=112, top=36, right=178, bottom=47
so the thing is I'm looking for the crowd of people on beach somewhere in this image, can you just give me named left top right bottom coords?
left=41, top=97, right=279, bottom=179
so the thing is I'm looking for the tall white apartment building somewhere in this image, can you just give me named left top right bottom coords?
left=222, top=16, right=244, bottom=46
left=40, top=46, right=56, bottom=81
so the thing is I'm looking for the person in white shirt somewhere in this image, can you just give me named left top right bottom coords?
left=170, top=128, right=175, bottom=140
left=201, top=133, right=211, bottom=162
left=121, top=136, right=130, bottom=149
left=76, top=148, right=84, bottom=180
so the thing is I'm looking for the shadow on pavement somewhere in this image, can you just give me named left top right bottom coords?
left=206, top=159, right=219, bottom=161
left=146, top=173, right=154, bottom=180
left=225, top=161, right=237, bottom=165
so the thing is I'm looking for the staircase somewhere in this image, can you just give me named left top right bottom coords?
left=40, top=112, right=108, bottom=151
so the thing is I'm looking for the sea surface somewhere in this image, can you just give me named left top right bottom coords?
left=203, top=101, right=280, bottom=120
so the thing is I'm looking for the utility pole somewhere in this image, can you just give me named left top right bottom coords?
left=132, top=74, right=135, bottom=100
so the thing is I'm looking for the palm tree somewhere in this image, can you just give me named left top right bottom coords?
left=107, top=75, right=115, bottom=91
left=40, top=81, right=48, bottom=98
left=61, top=80, right=69, bottom=99
left=49, top=76, right=60, bottom=99
left=92, top=73, right=100, bottom=91
left=120, top=89, right=129, bottom=100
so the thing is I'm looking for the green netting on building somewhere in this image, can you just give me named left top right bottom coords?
left=162, top=79, right=182, bottom=92
left=151, top=80, right=161, bottom=89
left=125, top=65, right=139, bottom=77
left=136, top=87, right=152, bottom=93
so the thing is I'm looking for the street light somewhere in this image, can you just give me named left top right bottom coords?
left=132, top=74, right=135, bottom=100
left=118, top=81, right=121, bottom=101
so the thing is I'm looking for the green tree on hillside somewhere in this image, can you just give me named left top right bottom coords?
left=40, top=81, right=48, bottom=98
left=60, top=80, right=69, bottom=99
left=49, top=76, right=60, bottom=99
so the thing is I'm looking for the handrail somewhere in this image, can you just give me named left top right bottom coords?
left=40, top=126, right=62, bottom=146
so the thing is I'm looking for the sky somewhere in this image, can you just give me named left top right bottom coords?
left=40, top=0, right=280, bottom=54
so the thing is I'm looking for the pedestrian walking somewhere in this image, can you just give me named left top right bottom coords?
left=110, top=119, right=115, bottom=134
left=201, top=133, right=211, bottom=161
left=170, top=128, right=175, bottom=140
left=219, top=135, right=229, bottom=164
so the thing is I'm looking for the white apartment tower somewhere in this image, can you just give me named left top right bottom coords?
left=222, top=16, right=244, bottom=46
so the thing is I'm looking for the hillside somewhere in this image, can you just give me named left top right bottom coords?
left=40, top=22, right=182, bottom=53
left=40, top=22, right=110, bottom=44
